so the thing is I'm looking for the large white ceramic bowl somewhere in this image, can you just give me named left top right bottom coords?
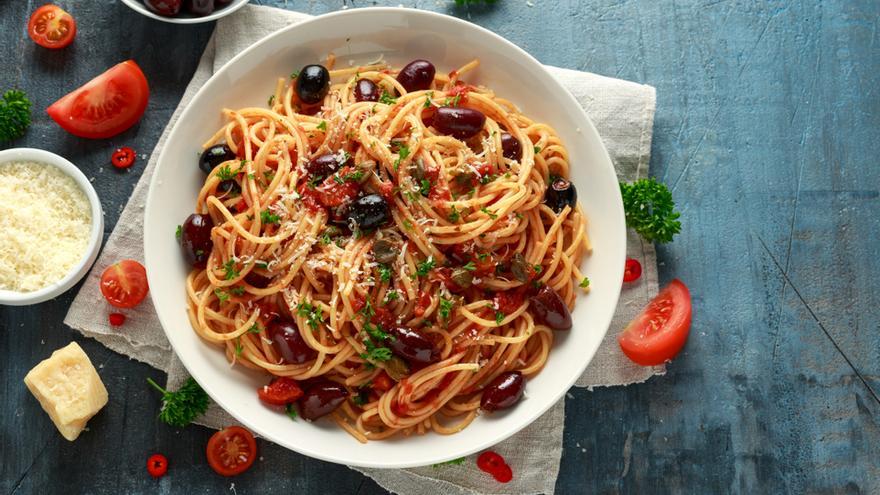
left=144, top=7, right=625, bottom=468
left=0, top=148, right=103, bottom=306
left=120, top=0, right=249, bottom=24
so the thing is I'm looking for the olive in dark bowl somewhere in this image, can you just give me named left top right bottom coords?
left=346, top=194, right=390, bottom=230
left=295, top=65, right=331, bottom=105
left=180, top=213, right=214, bottom=267
left=433, top=107, right=486, bottom=140
left=354, top=79, right=380, bottom=102
left=396, top=59, right=436, bottom=92
left=544, top=176, right=577, bottom=213
left=480, top=371, right=525, bottom=412
left=199, top=144, right=236, bottom=174
left=268, top=319, right=318, bottom=364
left=528, top=285, right=572, bottom=330
left=299, top=380, right=349, bottom=420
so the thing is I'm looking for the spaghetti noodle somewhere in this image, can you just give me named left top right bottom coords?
left=183, top=57, right=591, bottom=442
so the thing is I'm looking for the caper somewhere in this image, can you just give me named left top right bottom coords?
left=510, top=252, right=531, bottom=282
left=372, top=238, right=399, bottom=264
left=384, top=355, right=411, bottom=381
left=451, top=267, right=474, bottom=288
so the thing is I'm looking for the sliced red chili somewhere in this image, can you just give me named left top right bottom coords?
left=108, top=313, right=126, bottom=326
left=146, top=453, right=168, bottom=478
left=623, top=258, right=642, bottom=283
left=111, top=146, right=136, bottom=169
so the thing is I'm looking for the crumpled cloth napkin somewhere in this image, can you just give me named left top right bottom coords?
left=64, top=5, right=661, bottom=494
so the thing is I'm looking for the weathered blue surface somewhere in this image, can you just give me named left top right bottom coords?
left=1, top=1, right=878, bottom=493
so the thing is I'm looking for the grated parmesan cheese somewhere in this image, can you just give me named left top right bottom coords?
left=0, top=161, right=92, bottom=292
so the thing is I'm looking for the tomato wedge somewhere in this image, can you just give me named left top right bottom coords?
left=47, top=60, right=149, bottom=139
left=206, top=426, right=257, bottom=477
left=100, top=260, right=149, bottom=309
left=28, top=5, right=76, bottom=49
left=618, top=279, right=692, bottom=366
left=257, top=377, right=303, bottom=406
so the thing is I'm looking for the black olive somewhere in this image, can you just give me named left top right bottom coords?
left=480, top=371, right=525, bottom=412
left=354, top=79, right=380, bottom=102
left=347, top=194, right=390, bottom=230
left=396, top=60, right=436, bottom=92
left=184, top=0, right=214, bottom=16
left=295, top=64, right=331, bottom=105
left=199, top=144, right=236, bottom=174
left=433, top=107, right=486, bottom=139
left=306, top=153, right=350, bottom=179
left=180, top=213, right=213, bottom=268
left=218, top=179, right=240, bottom=195
left=528, top=285, right=572, bottom=330
left=544, top=176, right=577, bottom=213
left=372, top=239, right=399, bottom=264
left=500, top=132, right=523, bottom=161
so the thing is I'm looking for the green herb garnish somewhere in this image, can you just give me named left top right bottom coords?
left=579, top=277, right=591, bottom=288
left=0, top=90, right=31, bottom=141
left=316, top=120, right=327, bottom=131
left=619, top=178, right=681, bottom=243
left=379, top=90, right=397, bottom=105
left=260, top=209, right=281, bottom=225
left=416, top=256, right=435, bottom=277
left=146, top=377, right=210, bottom=428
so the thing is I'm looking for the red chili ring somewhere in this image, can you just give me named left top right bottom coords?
left=623, top=258, right=642, bottom=283
left=111, top=146, right=136, bottom=169
left=146, top=453, right=168, bottom=478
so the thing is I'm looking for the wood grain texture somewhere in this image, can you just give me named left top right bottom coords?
left=1, top=0, right=878, bottom=493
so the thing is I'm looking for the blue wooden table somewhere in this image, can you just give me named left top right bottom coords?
left=1, top=1, right=878, bottom=493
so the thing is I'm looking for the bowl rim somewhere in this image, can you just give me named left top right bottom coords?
left=120, top=0, right=251, bottom=24
left=144, top=6, right=626, bottom=467
left=0, top=148, right=103, bottom=306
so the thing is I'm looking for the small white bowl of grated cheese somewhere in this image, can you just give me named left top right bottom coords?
left=0, top=148, right=103, bottom=306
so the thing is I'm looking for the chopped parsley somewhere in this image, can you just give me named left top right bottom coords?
left=364, top=322, right=391, bottom=342
left=534, top=145, right=541, bottom=153
left=443, top=94, right=462, bottom=107
left=477, top=252, right=490, bottom=261
left=358, top=298, right=375, bottom=320
left=438, top=297, right=454, bottom=320
left=352, top=389, right=369, bottom=406
left=402, top=219, right=414, bottom=231
left=393, top=143, right=411, bottom=170
left=263, top=170, right=275, bottom=183
left=214, top=288, right=230, bottom=304
left=479, top=173, right=497, bottom=185
left=416, top=256, right=435, bottom=277
left=321, top=232, right=332, bottom=245
left=579, top=277, right=591, bottom=288
left=234, top=338, right=244, bottom=357
left=377, top=263, right=392, bottom=283
left=267, top=95, right=275, bottom=106
left=379, top=90, right=397, bottom=105
left=423, top=91, right=434, bottom=108
left=495, top=311, right=505, bottom=326
left=175, top=225, right=182, bottom=241
left=419, top=178, right=432, bottom=197
left=285, top=404, right=298, bottom=421
left=260, top=209, right=281, bottom=225
left=216, top=163, right=239, bottom=181
left=462, top=261, right=476, bottom=271
left=384, top=290, right=400, bottom=304
left=344, top=169, right=364, bottom=182
left=448, top=205, right=461, bottom=223
left=255, top=261, right=269, bottom=269
left=432, top=457, right=466, bottom=468
left=481, top=207, right=498, bottom=220
left=248, top=323, right=262, bottom=334
left=222, top=259, right=240, bottom=280
left=361, top=338, right=393, bottom=362
left=316, top=120, right=327, bottom=131
left=296, top=301, right=325, bottom=330
left=290, top=71, right=299, bottom=79
left=230, top=286, right=246, bottom=296
left=534, top=264, right=543, bottom=273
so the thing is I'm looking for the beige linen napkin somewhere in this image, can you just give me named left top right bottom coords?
left=65, top=5, right=660, bottom=494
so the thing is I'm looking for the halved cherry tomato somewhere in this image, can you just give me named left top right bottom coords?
left=623, top=258, right=642, bottom=283
left=618, top=279, right=692, bottom=366
left=28, top=5, right=76, bottom=49
left=100, top=260, right=149, bottom=308
left=47, top=60, right=149, bottom=139
left=206, top=426, right=257, bottom=477
left=257, top=377, right=303, bottom=405
left=146, top=453, right=168, bottom=478
left=111, top=146, right=136, bottom=169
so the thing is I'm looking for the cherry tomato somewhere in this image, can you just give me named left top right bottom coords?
left=47, top=60, right=149, bottom=139
left=618, top=279, right=692, bottom=366
left=146, top=453, right=168, bottom=478
left=28, top=5, right=76, bottom=49
left=257, top=376, right=303, bottom=406
left=100, top=260, right=149, bottom=309
left=108, top=313, right=126, bottom=327
left=111, top=146, right=136, bottom=169
left=623, top=258, right=642, bottom=283
left=206, top=426, right=257, bottom=477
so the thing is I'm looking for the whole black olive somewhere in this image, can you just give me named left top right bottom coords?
left=500, top=132, right=523, bottom=161
left=433, top=107, right=486, bottom=140
left=480, top=371, right=525, bottom=412
left=268, top=319, right=318, bottom=364
left=396, top=59, right=436, bottom=92
left=184, top=0, right=213, bottom=16
left=354, top=79, right=380, bottom=102
left=295, top=65, right=331, bottom=105
left=180, top=213, right=213, bottom=268
left=218, top=179, right=240, bottom=195
left=528, top=285, right=572, bottom=330
left=306, top=153, right=350, bottom=179
left=544, top=176, right=577, bottom=213
left=199, top=144, right=236, bottom=174
left=298, top=380, right=349, bottom=420
left=347, top=194, right=390, bottom=230
left=388, top=326, right=440, bottom=364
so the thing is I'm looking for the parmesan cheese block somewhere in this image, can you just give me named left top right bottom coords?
left=24, top=342, right=108, bottom=441
left=0, top=161, right=92, bottom=292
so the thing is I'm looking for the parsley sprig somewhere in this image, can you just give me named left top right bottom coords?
left=146, top=377, right=210, bottom=428
left=0, top=90, right=31, bottom=141
left=297, top=301, right=325, bottom=330
left=619, top=178, right=681, bottom=243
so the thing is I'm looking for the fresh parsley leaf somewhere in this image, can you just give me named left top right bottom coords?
left=477, top=252, right=490, bottom=261
left=364, top=322, right=390, bottom=341
left=534, top=264, right=543, bottom=273
left=495, top=311, right=505, bottom=326
left=462, top=261, right=476, bottom=271
left=285, top=404, right=298, bottom=421
left=378, top=264, right=392, bottom=283
left=216, top=164, right=239, bottom=181
left=479, top=173, right=497, bottom=185
left=263, top=170, right=275, bottom=183
left=175, top=225, right=182, bottom=241
left=394, top=143, right=410, bottom=170
left=481, top=207, right=498, bottom=220
left=379, top=90, right=397, bottom=105
left=419, top=178, right=432, bottom=197
left=268, top=95, right=275, bottom=106
left=214, top=288, right=230, bottom=304
left=416, top=256, right=435, bottom=277
left=317, top=120, right=327, bottom=131
left=619, top=178, right=681, bottom=243
left=423, top=91, right=433, bottom=108
left=359, top=298, right=375, bottom=320
left=230, top=286, right=246, bottom=296
left=439, top=297, right=454, bottom=319
left=579, top=277, right=591, bottom=288
left=402, top=219, right=414, bottom=231
left=533, top=145, right=541, bottom=153
left=443, top=94, right=462, bottom=107
left=384, top=290, right=400, bottom=304
left=432, top=457, right=467, bottom=468
left=0, top=90, right=31, bottom=141
left=222, top=259, right=239, bottom=280
left=234, top=338, right=244, bottom=356
left=297, top=301, right=325, bottom=330
left=344, top=170, right=364, bottom=182
left=448, top=205, right=460, bottom=223
left=248, top=323, right=262, bottom=334
left=361, top=338, right=392, bottom=362
left=260, top=209, right=281, bottom=225
left=146, top=377, right=209, bottom=428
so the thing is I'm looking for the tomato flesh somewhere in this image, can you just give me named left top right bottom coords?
left=28, top=5, right=76, bottom=49
left=618, top=279, right=692, bottom=366
left=100, top=260, right=149, bottom=309
left=257, top=377, right=303, bottom=406
left=47, top=60, right=150, bottom=139
left=206, top=426, right=257, bottom=477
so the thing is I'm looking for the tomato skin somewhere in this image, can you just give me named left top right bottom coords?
left=206, top=426, right=257, bottom=477
left=47, top=60, right=149, bottom=139
left=618, top=279, right=692, bottom=366
left=257, top=377, right=303, bottom=406
left=100, top=260, right=149, bottom=308
left=28, top=5, right=76, bottom=49
left=146, top=453, right=168, bottom=478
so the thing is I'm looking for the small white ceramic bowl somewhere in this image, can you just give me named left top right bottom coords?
left=0, top=148, right=103, bottom=306
left=120, top=0, right=250, bottom=24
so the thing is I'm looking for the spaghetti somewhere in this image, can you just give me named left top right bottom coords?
left=183, top=57, right=591, bottom=442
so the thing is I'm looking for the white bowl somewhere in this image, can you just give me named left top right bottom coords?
left=144, top=8, right=625, bottom=468
left=0, top=148, right=103, bottom=306
left=120, top=0, right=249, bottom=24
